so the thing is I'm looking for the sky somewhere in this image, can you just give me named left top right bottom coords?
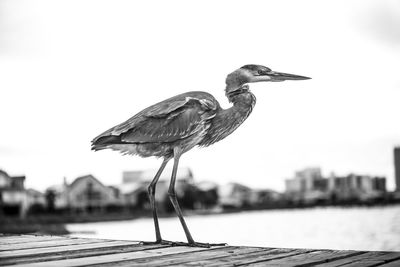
left=1, top=0, right=400, bottom=192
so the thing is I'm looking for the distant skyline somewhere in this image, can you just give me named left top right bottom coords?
left=0, top=163, right=393, bottom=195
left=1, top=0, right=400, bottom=192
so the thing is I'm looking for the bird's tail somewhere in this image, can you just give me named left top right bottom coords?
left=91, top=135, right=122, bottom=151
left=91, top=143, right=108, bottom=151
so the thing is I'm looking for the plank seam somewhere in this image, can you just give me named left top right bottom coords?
left=159, top=247, right=279, bottom=267
left=375, top=255, right=400, bottom=266
left=0, top=243, right=142, bottom=260
left=289, top=251, right=366, bottom=267
left=85, top=246, right=241, bottom=267
left=235, top=250, right=316, bottom=266
left=0, top=245, right=172, bottom=266
left=0, top=240, right=116, bottom=252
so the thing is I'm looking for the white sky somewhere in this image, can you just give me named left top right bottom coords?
left=1, top=0, right=399, bottom=192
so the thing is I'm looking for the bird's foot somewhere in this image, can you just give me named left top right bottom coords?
left=187, top=241, right=227, bottom=248
left=140, top=239, right=187, bottom=246
left=140, top=240, right=226, bottom=248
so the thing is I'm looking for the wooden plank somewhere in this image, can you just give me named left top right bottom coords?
left=176, top=248, right=313, bottom=267
left=313, top=251, right=400, bottom=267
left=0, top=234, right=52, bottom=240
left=0, top=235, right=43, bottom=243
left=94, top=246, right=267, bottom=267
left=379, top=259, right=400, bottom=267
left=0, top=234, right=50, bottom=240
left=0, top=235, right=68, bottom=245
left=245, top=250, right=365, bottom=267
left=339, top=261, right=393, bottom=267
left=337, top=253, right=400, bottom=267
left=1, top=235, right=399, bottom=267
left=0, top=240, right=140, bottom=259
left=0, top=244, right=167, bottom=266
left=11, top=246, right=208, bottom=267
left=0, top=237, right=113, bottom=251
left=0, top=235, right=33, bottom=241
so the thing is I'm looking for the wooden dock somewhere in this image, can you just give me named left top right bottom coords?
left=1, top=234, right=400, bottom=266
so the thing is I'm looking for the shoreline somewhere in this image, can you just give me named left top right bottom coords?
left=1, top=202, right=400, bottom=235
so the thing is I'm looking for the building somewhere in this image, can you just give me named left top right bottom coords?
left=26, top=189, right=46, bottom=207
left=119, top=167, right=195, bottom=210
left=195, top=181, right=219, bottom=209
left=0, top=169, right=28, bottom=217
left=285, top=167, right=329, bottom=203
left=48, top=175, right=121, bottom=211
left=328, top=174, right=386, bottom=201
left=47, top=177, right=70, bottom=209
left=122, top=171, right=143, bottom=184
left=285, top=167, right=386, bottom=203
left=218, top=182, right=253, bottom=208
left=122, top=168, right=194, bottom=184
left=395, top=147, right=400, bottom=192
left=251, top=189, right=282, bottom=206
left=285, top=167, right=326, bottom=193
left=295, top=167, right=324, bottom=191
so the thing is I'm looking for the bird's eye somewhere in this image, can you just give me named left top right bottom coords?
left=258, top=69, right=266, bottom=75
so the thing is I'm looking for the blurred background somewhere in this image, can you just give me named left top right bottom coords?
left=1, top=0, right=400, bottom=251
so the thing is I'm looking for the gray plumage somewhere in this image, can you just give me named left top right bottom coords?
left=91, top=64, right=310, bottom=247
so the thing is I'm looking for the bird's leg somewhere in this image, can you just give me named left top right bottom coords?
left=168, top=147, right=195, bottom=243
left=167, top=147, right=226, bottom=248
left=141, top=157, right=172, bottom=245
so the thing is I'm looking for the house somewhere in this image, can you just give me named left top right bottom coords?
left=26, top=188, right=46, bottom=207
left=48, top=175, right=121, bottom=212
left=123, top=167, right=194, bottom=184
left=195, top=181, right=219, bottom=209
left=120, top=167, right=195, bottom=210
left=0, top=169, right=28, bottom=217
left=251, top=189, right=282, bottom=206
left=117, top=182, right=147, bottom=207
left=218, top=182, right=253, bottom=208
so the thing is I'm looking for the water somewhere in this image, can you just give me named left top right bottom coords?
left=67, top=205, right=400, bottom=251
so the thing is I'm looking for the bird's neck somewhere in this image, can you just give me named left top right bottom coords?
left=200, top=86, right=256, bottom=147
left=223, top=85, right=256, bottom=130
left=225, top=84, right=255, bottom=107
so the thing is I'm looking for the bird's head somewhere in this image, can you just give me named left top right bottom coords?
left=225, top=64, right=311, bottom=96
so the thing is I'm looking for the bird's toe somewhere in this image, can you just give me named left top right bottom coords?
left=140, top=239, right=187, bottom=246
left=141, top=240, right=226, bottom=248
left=188, top=241, right=227, bottom=248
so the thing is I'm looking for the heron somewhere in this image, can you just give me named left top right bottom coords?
left=91, top=64, right=310, bottom=247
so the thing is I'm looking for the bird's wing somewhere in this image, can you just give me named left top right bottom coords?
left=92, top=92, right=218, bottom=144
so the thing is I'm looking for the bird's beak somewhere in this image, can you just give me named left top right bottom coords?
left=267, top=71, right=311, bottom=82
left=249, top=69, right=311, bottom=83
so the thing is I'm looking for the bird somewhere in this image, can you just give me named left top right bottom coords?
left=91, top=64, right=310, bottom=247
